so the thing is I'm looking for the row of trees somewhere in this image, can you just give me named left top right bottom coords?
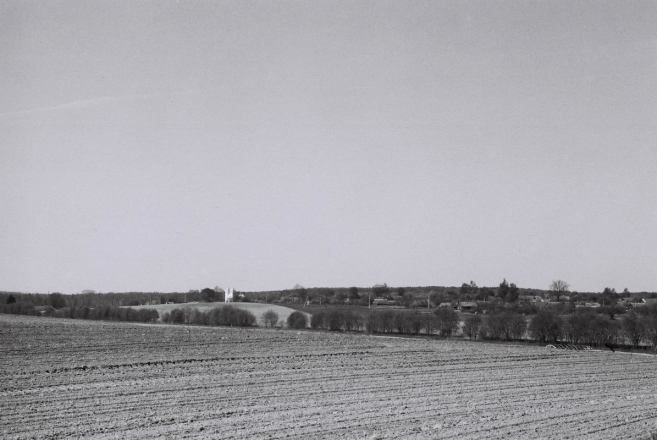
left=162, top=306, right=256, bottom=327
left=3, top=295, right=657, bottom=350
left=0, top=289, right=226, bottom=310
left=282, top=306, right=657, bottom=350
left=0, top=301, right=159, bottom=323
left=4, top=282, right=653, bottom=310
left=161, top=307, right=309, bottom=330
left=307, top=308, right=461, bottom=336
left=461, top=308, right=657, bottom=348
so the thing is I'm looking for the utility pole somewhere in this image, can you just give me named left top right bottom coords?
left=428, top=293, right=430, bottom=309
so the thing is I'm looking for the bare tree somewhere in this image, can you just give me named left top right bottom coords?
left=550, top=280, right=570, bottom=301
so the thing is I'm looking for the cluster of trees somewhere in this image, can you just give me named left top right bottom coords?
left=162, top=306, right=256, bottom=327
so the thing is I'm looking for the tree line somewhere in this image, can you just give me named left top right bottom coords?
left=296, top=305, right=657, bottom=350
left=3, top=291, right=657, bottom=350
left=2, top=282, right=656, bottom=310
left=0, top=301, right=158, bottom=323
left=161, top=305, right=257, bottom=327
left=160, top=307, right=310, bottom=330
left=0, top=289, right=224, bottom=310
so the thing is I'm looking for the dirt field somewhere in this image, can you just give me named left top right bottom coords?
left=127, top=302, right=309, bottom=326
left=2, top=314, right=657, bottom=439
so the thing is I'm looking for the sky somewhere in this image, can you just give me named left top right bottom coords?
left=1, top=0, right=656, bottom=294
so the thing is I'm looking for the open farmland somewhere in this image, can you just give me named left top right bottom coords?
left=2, top=315, right=657, bottom=439
left=127, top=302, right=309, bottom=325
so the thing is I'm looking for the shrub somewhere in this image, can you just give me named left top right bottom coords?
left=234, top=308, right=257, bottom=326
left=287, top=311, right=308, bottom=329
left=48, top=293, right=66, bottom=309
left=434, top=307, right=460, bottom=337
left=262, top=310, right=280, bottom=328
left=500, top=311, right=526, bottom=341
left=310, top=312, right=326, bottom=329
left=388, top=311, right=424, bottom=335
left=422, top=314, right=439, bottom=335
left=75, top=306, right=90, bottom=320
left=482, top=314, right=505, bottom=340
left=529, top=309, right=562, bottom=343
left=563, top=312, right=594, bottom=344
left=365, top=311, right=381, bottom=333
left=407, top=311, right=424, bottom=335
left=585, top=314, right=620, bottom=346
left=463, top=314, right=482, bottom=339
left=187, top=308, right=204, bottom=325
left=342, top=310, right=363, bottom=331
left=137, top=308, right=159, bottom=323
left=326, top=309, right=344, bottom=331
left=646, top=314, right=657, bottom=350
left=621, top=311, right=647, bottom=347
left=599, top=305, right=626, bottom=320
left=213, top=306, right=257, bottom=327
left=170, top=308, right=186, bottom=324
left=378, top=310, right=395, bottom=333
left=394, top=312, right=410, bottom=334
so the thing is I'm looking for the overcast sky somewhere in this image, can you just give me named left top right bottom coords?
left=2, top=0, right=655, bottom=294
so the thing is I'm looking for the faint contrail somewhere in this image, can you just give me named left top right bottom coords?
left=0, top=93, right=160, bottom=118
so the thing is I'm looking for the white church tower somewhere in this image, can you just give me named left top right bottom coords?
left=225, top=287, right=234, bottom=302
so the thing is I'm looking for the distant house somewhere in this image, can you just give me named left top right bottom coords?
left=372, top=298, right=394, bottom=306
left=437, top=302, right=453, bottom=309
left=455, top=302, right=478, bottom=312
left=634, top=298, right=657, bottom=307
left=575, top=302, right=601, bottom=308
left=618, top=298, right=635, bottom=308
left=521, top=295, right=547, bottom=305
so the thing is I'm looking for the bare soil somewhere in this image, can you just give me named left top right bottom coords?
left=1, top=314, right=656, bottom=439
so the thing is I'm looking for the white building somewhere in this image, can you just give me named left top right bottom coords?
left=225, top=287, right=234, bottom=302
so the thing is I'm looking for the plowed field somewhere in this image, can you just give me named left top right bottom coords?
left=2, top=314, right=657, bottom=439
